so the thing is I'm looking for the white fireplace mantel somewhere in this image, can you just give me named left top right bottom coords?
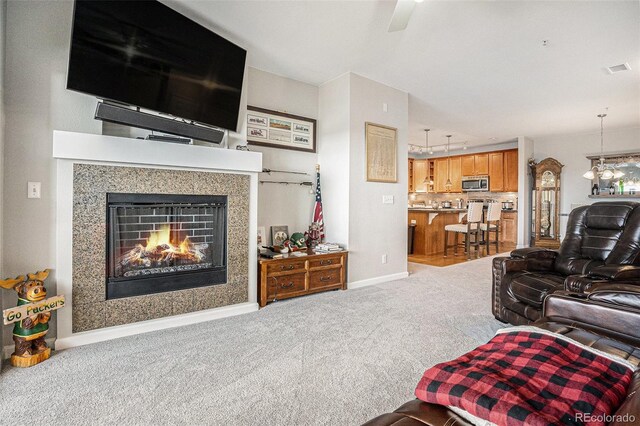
left=52, top=131, right=262, bottom=350
left=53, top=130, right=262, bottom=172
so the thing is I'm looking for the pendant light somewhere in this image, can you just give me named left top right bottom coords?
left=422, top=129, right=434, bottom=190
left=444, top=135, right=453, bottom=190
left=583, top=114, right=624, bottom=180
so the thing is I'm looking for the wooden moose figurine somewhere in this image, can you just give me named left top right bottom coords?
left=0, top=269, right=55, bottom=367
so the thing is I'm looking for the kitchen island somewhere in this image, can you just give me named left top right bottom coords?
left=409, top=208, right=468, bottom=255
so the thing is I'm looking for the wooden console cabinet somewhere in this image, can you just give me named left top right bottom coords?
left=258, top=250, right=347, bottom=307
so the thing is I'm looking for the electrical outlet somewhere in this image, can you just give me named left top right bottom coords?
left=382, top=102, right=388, bottom=112
left=382, top=254, right=387, bottom=264
left=28, top=182, right=41, bottom=199
left=382, top=195, right=394, bottom=204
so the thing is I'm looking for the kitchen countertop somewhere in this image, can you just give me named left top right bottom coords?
left=409, top=207, right=518, bottom=213
left=408, top=207, right=466, bottom=212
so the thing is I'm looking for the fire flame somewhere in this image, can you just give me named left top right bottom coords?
left=117, top=224, right=207, bottom=273
left=145, top=225, right=196, bottom=257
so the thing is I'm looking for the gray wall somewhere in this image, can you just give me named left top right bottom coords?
left=1, top=1, right=107, bottom=348
left=0, top=0, right=6, bottom=366
left=245, top=68, right=320, bottom=241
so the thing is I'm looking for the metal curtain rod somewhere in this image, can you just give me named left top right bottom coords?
left=259, top=180, right=313, bottom=186
left=261, top=168, right=309, bottom=175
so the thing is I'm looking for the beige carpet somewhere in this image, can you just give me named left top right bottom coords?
left=0, top=255, right=505, bottom=425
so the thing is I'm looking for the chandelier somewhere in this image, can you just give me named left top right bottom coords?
left=583, top=114, right=625, bottom=180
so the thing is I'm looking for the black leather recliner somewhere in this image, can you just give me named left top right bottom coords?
left=492, top=201, right=640, bottom=325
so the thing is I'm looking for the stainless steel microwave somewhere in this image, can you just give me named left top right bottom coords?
left=461, top=176, right=489, bottom=192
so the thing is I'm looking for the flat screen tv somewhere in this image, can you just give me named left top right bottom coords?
left=67, top=0, right=246, bottom=132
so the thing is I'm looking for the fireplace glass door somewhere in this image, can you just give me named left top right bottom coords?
left=106, top=193, right=227, bottom=299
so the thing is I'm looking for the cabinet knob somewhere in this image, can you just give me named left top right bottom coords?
left=281, top=281, right=294, bottom=288
left=320, top=259, right=333, bottom=265
left=320, top=276, right=333, bottom=282
left=280, top=264, right=295, bottom=271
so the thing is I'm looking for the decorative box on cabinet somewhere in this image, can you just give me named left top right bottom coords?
left=258, top=250, right=348, bottom=307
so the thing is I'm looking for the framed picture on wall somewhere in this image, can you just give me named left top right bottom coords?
left=247, top=106, right=316, bottom=153
left=365, top=122, right=397, bottom=183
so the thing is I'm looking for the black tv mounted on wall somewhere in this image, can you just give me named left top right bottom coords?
left=67, top=0, right=247, bottom=143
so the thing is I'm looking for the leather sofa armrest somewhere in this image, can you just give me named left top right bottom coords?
left=586, top=283, right=640, bottom=310
left=510, top=247, right=558, bottom=260
left=588, top=265, right=640, bottom=281
left=543, top=291, right=640, bottom=344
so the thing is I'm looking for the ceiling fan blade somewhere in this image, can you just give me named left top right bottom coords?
left=388, top=0, right=416, bottom=32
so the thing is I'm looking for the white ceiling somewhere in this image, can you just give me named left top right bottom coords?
left=168, top=0, right=640, bottom=148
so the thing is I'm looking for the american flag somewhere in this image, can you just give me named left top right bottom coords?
left=313, top=166, right=325, bottom=240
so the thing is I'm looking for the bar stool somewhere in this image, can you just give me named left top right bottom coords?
left=444, top=201, right=483, bottom=260
left=480, top=202, right=501, bottom=255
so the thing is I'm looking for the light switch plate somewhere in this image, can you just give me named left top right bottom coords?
left=28, top=182, right=41, bottom=199
left=382, top=195, right=394, bottom=204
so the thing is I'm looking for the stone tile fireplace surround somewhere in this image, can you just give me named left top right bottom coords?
left=53, top=131, right=261, bottom=349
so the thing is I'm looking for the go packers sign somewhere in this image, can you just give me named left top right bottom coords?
left=2, top=295, right=65, bottom=325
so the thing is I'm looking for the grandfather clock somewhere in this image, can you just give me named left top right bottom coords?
left=530, top=158, right=563, bottom=248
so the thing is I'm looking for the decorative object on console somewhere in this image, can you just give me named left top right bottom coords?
left=530, top=157, right=563, bottom=248
left=289, top=233, right=307, bottom=249
left=271, top=225, right=289, bottom=246
left=313, top=164, right=325, bottom=241
left=257, top=227, right=266, bottom=252
left=365, top=122, right=398, bottom=183
left=246, top=106, right=316, bottom=153
left=1, top=270, right=65, bottom=367
left=305, top=222, right=322, bottom=248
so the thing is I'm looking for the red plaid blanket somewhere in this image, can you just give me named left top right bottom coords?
left=415, top=327, right=634, bottom=426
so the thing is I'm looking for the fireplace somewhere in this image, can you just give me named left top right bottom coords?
left=106, top=193, right=227, bottom=299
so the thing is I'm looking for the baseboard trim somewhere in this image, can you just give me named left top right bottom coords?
left=348, top=272, right=409, bottom=290
left=53, top=302, right=258, bottom=351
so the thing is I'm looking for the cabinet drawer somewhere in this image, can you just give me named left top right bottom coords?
left=267, top=273, right=306, bottom=297
left=309, top=269, right=342, bottom=290
left=266, top=260, right=306, bottom=274
left=309, top=256, right=342, bottom=269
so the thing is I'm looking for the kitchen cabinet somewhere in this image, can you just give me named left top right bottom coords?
left=434, top=158, right=450, bottom=193
left=504, top=149, right=518, bottom=192
left=461, top=154, right=489, bottom=176
left=489, top=152, right=505, bottom=192
left=500, top=211, right=518, bottom=243
left=474, top=154, right=489, bottom=175
left=413, top=159, right=428, bottom=192
left=449, top=157, right=462, bottom=192
left=414, top=148, right=518, bottom=194
left=461, top=155, right=475, bottom=176
left=408, top=159, right=414, bottom=192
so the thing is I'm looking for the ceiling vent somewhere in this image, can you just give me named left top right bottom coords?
left=607, top=63, right=631, bottom=74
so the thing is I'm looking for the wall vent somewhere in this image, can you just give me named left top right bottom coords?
left=607, top=63, right=631, bottom=74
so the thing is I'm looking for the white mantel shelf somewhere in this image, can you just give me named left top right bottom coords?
left=53, top=130, right=262, bottom=172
